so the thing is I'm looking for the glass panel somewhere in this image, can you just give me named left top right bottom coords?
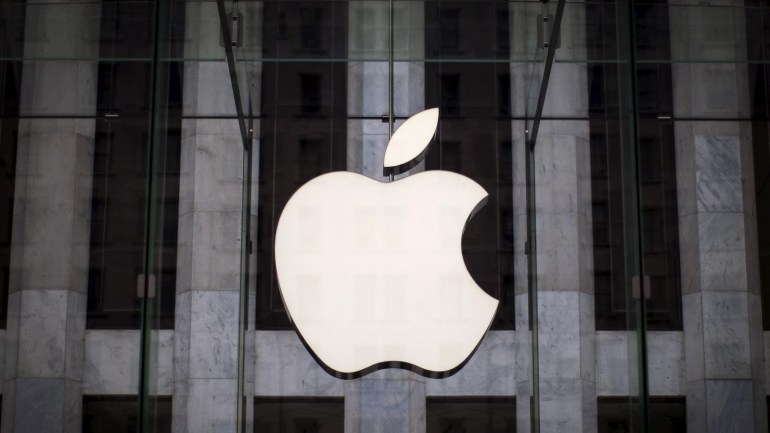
left=23, top=0, right=770, bottom=432
left=556, top=2, right=764, bottom=65
left=423, top=59, right=515, bottom=327
left=587, top=2, right=683, bottom=334
left=530, top=0, right=648, bottom=431
left=218, top=1, right=256, bottom=431
left=234, top=1, right=542, bottom=432
left=636, top=1, right=767, bottom=431
left=0, top=1, right=181, bottom=431
left=140, top=1, right=186, bottom=432
left=254, top=30, right=348, bottom=329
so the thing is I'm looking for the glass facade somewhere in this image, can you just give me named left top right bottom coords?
left=0, top=1, right=768, bottom=432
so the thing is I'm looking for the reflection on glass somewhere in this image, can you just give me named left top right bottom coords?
left=87, top=58, right=182, bottom=328
left=262, top=1, right=348, bottom=60
left=588, top=1, right=681, bottom=331
left=4, top=1, right=769, bottom=432
left=425, top=1, right=514, bottom=329
left=257, top=1, right=348, bottom=329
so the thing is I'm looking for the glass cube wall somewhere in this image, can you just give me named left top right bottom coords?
left=0, top=1, right=768, bottom=432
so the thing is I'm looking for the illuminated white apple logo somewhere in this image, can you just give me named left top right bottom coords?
left=274, top=108, right=498, bottom=379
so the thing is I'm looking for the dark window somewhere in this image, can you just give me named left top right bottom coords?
left=440, top=140, right=462, bottom=172
left=256, top=2, right=348, bottom=329
left=637, top=119, right=681, bottom=329
left=299, top=7, right=324, bottom=50
left=0, top=65, right=20, bottom=329
left=254, top=397, right=343, bottom=433
left=425, top=2, right=515, bottom=330
left=597, top=397, right=685, bottom=433
left=83, top=396, right=171, bottom=433
left=495, top=9, right=510, bottom=52
left=746, top=6, right=770, bottom=329
left=278, top=12, right=288, bottom=40
left=263, top=1, right=346, bottom=60
left=299, top=138, right=324, bottom=178
left=0, top=3, right=25, bottom=330
left=300, top=73, right=323, bottom=115
left=98, top=1, right=154, bottom=59
left=87, top=5, right=182, bottom=329
left=754, top=102, right=770, bottom=330
left=427, top=397, right=516, bottom=433
left=588, top=2, right=682, bottom=331
left=498, top=73, right=511, bottom=117
left=439, top=74, right=461, bottom=116
left=0, top=85, right=17, bottom=329
left=88, top=109, right=148, bottom=329
left=426, top=2, right=510, bottom=61
left=439, top=8, right=461, bottom=51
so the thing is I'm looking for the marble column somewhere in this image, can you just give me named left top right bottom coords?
left=669, top=3, right=767, bottom=432
left=513, top=4, right=597, bottom=433
left=172, top=3, right=249, bottom=432
left=2, top=2, right=100, bottom=433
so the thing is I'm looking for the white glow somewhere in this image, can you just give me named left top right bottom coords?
left=383, top=108, right=439, bottom=171
left=274, top=170, right=498, bottom=376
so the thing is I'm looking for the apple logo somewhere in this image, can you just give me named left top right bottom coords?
left=274, top=108, right=499, bottom=379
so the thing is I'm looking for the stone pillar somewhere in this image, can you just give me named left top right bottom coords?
left=669, top=3, right=767, bottom=432
left=519, top=5, right=597, bottom=433
left=344, top=3, right=426, bottom=432
left=347, top=1, right=425, bottom=181
left=2, top=2, right=100, bottom=433
left=172, top=3, right=246, bottom=432
left=344, top=371, right=426, bottom=433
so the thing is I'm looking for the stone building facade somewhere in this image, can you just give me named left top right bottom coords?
left=0, top=1, right=768, bottom=433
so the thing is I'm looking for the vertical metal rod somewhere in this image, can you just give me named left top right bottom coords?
left=624, top=0, right=650, bottom=430
left=527, top=0, right=565, bottom=151
left=388, top=0, right=394, bottom=139
left=137, top=0, right=168, bottom=430
left=216, top=0, right=249, bottom=148
left=527, top=2, right=564, bottom=432
left=526, top=143, right=540, bottom=433
left=387, top=0, right=394, bottom=183
left=215, top=1, right=252, bottom=431
left=236, top=133, right=252, bottom=433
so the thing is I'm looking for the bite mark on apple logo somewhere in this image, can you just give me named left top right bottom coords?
left=274, top=108, right=499, bottom=379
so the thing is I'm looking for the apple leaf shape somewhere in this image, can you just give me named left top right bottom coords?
left=383, top=107, right=439, bottom=175
left=274, top=170, right=498, bottom=379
